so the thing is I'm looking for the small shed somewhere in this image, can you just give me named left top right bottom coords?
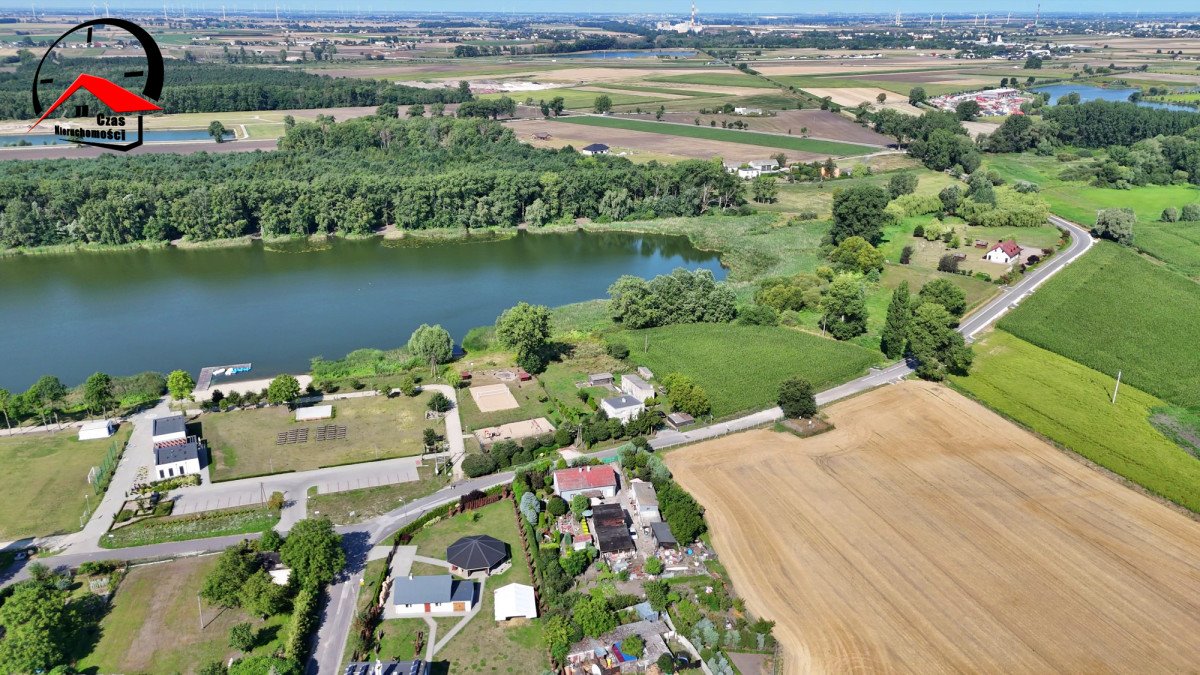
left=296, top=405, right=333, bottom=422
left=494, top=583, right=538, bottom=621
left=637, top=366, right=654, bottom=380
left=78, top=419, right=115, bottom=441
left=665, top=412, right=695, bottom=430
left=588, top=372, right=614, bottom=387
left=651, top=521, right=677, bottom=548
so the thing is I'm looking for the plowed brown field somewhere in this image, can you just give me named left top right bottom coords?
left=666, top=381, right=1200, bottom=674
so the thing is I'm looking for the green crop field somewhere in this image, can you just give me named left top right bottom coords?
left=1134, top=221, right=1200, bottom=280
left=481, top=88, right=667, bottom=109
left=774, top=74, right=972, bottom=97
left=645, top=72, right=776, bottom=88
left=612, top=323, right=879, bottom=419
left=553, top=115, right=876, bottom=156
left=998, top=243, right=1200, bottom=408
left=951, top=330, right=1200, bottom=513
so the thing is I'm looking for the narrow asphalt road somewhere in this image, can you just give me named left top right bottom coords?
left=1, top=217, right=1095, bottom=674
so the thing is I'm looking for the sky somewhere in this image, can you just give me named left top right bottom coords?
left=7, top=1, right=1200, bottom=14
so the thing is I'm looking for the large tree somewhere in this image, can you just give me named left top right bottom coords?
left=829, top=236, right=884, bottom=274
left=28, top=375, right=66, bottom=426
left=495, top=302, right=552, bottom=372
left=879, top=281, right=912, bottom=359
left=778, top=377, right=817, bottom=419
left=82, top=372, right=115, bottom=415
left=820, top=274, right=868, bottom=340
left=408, top=323, right=454, bottom=366
left=1094, top=208, right=1135, bottom=245
left=0, top=582, right=67, bottom=673
left=166, top=369, right=196, bottom=401
left=907, top=302, right=974, bottom=381
left=266, top=374, right=301, bottom=405
left=918, top=279, right=967, bottom=319
left=574, top=593, right=617, bottom=638
left=201, top=542, right=260, bottom=608
left=830, top=184, right=890, bottom=245
left=280, top=518, right=345, bottom=588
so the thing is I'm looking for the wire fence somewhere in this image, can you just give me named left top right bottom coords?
left=91, top=437, right=126, bottom=495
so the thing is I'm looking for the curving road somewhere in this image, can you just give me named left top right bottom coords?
left=0, top=217, right=1095, bottom=674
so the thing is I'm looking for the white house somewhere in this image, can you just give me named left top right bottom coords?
left=619, top=374, right=655, bottom=403
left=392, top=575, right=476, bottom=616
left=153, top=438, right=203, bottom=479
left=581, top=143, right=610, bottom=156
left=494, top=583, right=538, bottom=621
left=553, top=465, right=619, bottom=501
left=984, top=239, right=1022, bottom=265
left=78, top=419, right=114, bottom=441
left=630, top=479, right=660, bottom=523
left=600, top=395, right=645, bottom=424
left=151, top=414, right=187, bottom=446
left=733, top=106, right=764, bottom=115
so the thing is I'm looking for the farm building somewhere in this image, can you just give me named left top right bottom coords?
left=151, top=414, right=187, bottom=446
left=446, top=535, right=509, bottom=577
left=78, top=419, right=115, bottom=441
left=985, top=240, right=1023, bottom=265
left=153, top=437, right=203, bottom=479
left=733, top=106, right=764, bottom=115
left=581, top=143, right=610, bottom=156
left=620, top=374, right=655, bottom=402
left=588, top=372, right=614, bottom=386
left=295, top=404, right=333, bottom=422
left=637, top=366, right=654, bottom=380
left=651, top=521, right=678, bottom=548
left=630, top=479, right=660, bottom=523
left=600, top=395, right=645, bottom=423
left=392, top=575, right=476, bottom=616
left=665, top=412, right=695, bottom=430
left=493, top=583, right=538, bottom=621
left=553, top=465, right=619, bottom=500
left=591, top=503, right=636, bottom=554
left=724, top=159, right=781, bottom=179
left=344, top=660, right=427, bottom=675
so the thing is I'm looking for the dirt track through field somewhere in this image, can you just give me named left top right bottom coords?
left=666, top=381, right=1200, bottom=674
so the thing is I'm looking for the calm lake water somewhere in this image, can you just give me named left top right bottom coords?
left=559, top=50, right=698, bottom=60
left=0, top=129, right=230, bottom=147
left=1033, top=83, right=1197, bottom=113
left=0, top=231, right=725, bottom=389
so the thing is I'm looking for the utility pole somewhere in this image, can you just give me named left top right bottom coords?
left=1111, top=370, right=1122, bottom=404
left=197, top=593, right=203, bottom=630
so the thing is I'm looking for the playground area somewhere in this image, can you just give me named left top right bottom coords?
left=473, top=417, right=555, bottom=446
left=468, top=383, right=520, bottom=413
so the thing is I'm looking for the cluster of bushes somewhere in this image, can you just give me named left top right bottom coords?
left=132, top=474, right=201, bottom=495
left=461, top=433, right=571, bottom=478
left=1160, top=203, right=1200, bottom=222
left=0, top=562, right=109, bottom=673
left=608, top=268, right=736, bottom=329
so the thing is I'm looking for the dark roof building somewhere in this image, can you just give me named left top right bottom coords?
left=153, top=437, right=202, bottom=467
left=592, top=503, right=635, bottom=554
left=151, top=414, right=186, bottom=439
left=446, top=534, right=509, bottom=575
left=344, top=660, right=426, bottom=675
left=581, top=143, right=610, bottom=154
left=392, top=575, right=475, bottom=607
left=651, top=522, right=677, bottom=548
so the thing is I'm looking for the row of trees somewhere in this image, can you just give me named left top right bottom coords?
left=880, top=281, right=974, bottom=380
left=0, top=116, right=746, bottom=249
left=608, top=268, right=737, bottom=329
left=0, top=371, right=165, bottom=428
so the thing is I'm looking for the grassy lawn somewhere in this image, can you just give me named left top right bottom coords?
left=611, top=323, right=880, bottom=419
left=100, top=505, right=278, bottom=549
left=645, top=72, right=776, bottom=88
left=77, top=556, right=289, bottom=674
left=0, top=424, right=131, bottom=541
left=202, top=393, right=433, bottom=481
left=456, top=374, right=554, bottom=432
left=552, top=115, right=876, bottom=156
left=1135, top=221, right=1200, bottom=280
left=405, top=500, right=547, bottom=674
left=998, top=243, right=1200, bottom=409
left=983, top=153, right=1200, bottom=227
left=375, top=618, right=428, bottom=661
left=308, top=461, right=450, bottom=525
left=951, top=330, right=1200, bottom=514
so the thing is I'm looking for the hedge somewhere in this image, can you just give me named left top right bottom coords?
left=284, top=587, right=319, bottom=662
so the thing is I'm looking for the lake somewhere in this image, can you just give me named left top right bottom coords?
left=0, top=129, right=231, bottom=147
left=559, top=50, right=698, bottom=60
left=1033, top=83, right=1197, bottom=113
left=0, top=231, right=725, bottom=389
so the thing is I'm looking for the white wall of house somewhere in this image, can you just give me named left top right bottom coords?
left=620, top=377, right=655, bottom=403
left=601, top=400, right=645, bottom=423
left=393, top=599, right=472, bottom=616
left=985, top=249, right=1015, bottom=264
left=155, top=457, right=201, bottom=480
left=558, top=484, right=618, bottom=501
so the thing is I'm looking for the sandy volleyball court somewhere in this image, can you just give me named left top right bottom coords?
left=666, top=381, right=1200, bottom=674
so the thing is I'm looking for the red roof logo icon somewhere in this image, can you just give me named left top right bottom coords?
left=29, top=72, right=161, bottom=130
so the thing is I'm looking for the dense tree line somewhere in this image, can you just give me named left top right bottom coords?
left=607, top=268, right=736, bottom=329
left=0, top=56, right=472, bottom=119
left=1041, top=100, right=1200, bottom=149
left=0, top=115, right=745, bottom=249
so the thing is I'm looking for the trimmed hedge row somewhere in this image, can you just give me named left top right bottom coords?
left=284, top=586, right=319, bottom=663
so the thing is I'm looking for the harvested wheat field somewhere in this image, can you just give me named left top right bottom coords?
left=666, top=381, right=1200, bottom=674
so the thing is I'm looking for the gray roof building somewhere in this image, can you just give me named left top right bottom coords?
left=446, top=535, right=508, bottom=574
left=392, top=575, right=475, bottom=606
left=151, top=414, right=186, bottom=438
left=154, top=438, right=202, bottom=467
left=602, top=395, right=643, bottom=411
left=651, top=521, right=677, bottom=547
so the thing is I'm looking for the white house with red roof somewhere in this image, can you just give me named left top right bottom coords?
left=552, top=465, right=619, bottom=501
left=984, top=239, right=1022, bottom=265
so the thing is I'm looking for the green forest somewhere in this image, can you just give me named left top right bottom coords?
left=0, top=115, right=745, bottom=248
left=0, top=56, right=473, bottom=119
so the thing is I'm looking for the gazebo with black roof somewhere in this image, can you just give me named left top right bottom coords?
left=446, top=534, right=509, bottom=576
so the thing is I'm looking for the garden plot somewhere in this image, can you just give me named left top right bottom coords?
left=473, top=418, right=555, bottom=446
